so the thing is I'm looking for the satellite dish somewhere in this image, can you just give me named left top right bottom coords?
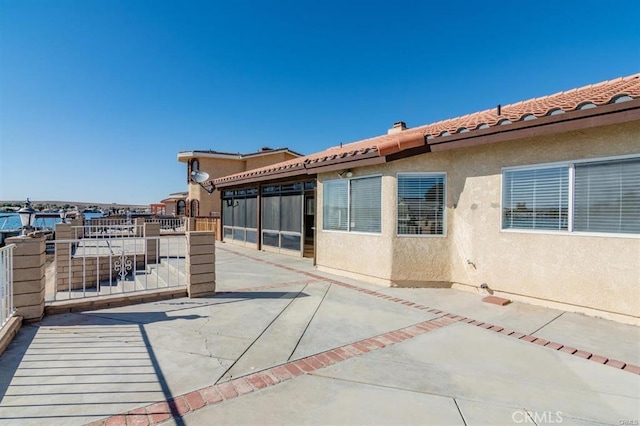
left=190, top=170, right=216, bottom=194
left=190, top=170, right=210, bottom=183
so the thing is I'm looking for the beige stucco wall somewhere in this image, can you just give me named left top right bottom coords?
left=188, top=157, right=246, bottom=216
left=245, top=152, right=298, bottom=170
left=164, top=201, right=176, bottom=216
left=184, top=152, right=299, bottom=217
left=316, top=162, right=394, bottom=285
left=316, top=121, right=640, bottom=321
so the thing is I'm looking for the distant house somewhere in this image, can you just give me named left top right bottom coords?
left=212, top=74, right=640, bottom=324
left=160, top=191, right=188, bottom=216
left=177, top=147, right=303, bottom=218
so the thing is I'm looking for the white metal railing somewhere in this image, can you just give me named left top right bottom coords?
left=1, top=244, right=15, bottom=328
left=49, top=235, right=186, bottom=301
left=145, top=217, right=186, bottom=233
left=87, top=218, right=130, bottom=227
left=74, top=224, right=144, bottom=239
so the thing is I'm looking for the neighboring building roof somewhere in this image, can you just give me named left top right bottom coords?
left=215, top=74, right=640, bottom=187
left=161, top=192, right=188, bottom=203
left=177, top=147, right=304, bottom=163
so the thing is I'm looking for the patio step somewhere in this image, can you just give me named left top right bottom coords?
left=129, top=260, right=186, bottom=291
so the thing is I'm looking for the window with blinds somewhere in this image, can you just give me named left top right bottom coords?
left=397, top=174, right=445, bottom=235
left=574, top=158, right=640, bottom=234
left=350, top=177, right=381, bottom=233
left=503, top=166, right=568, bottom=230
left=323, top=180, right=348, bottom=231
left=322, top=176, right=381, bottom=233
left=502, top=156, right=639, bottom=235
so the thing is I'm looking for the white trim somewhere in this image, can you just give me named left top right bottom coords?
left=178, top=149, right=302, bottom=162
left=568, top=164, right=575, bottom=232
left=396, top=172, right=447, bottom=238
left=501, top=153, right=640, bottom=173
left=500, top=228, right=639, bottom=239
left=570, top=152, right=640, bottom=164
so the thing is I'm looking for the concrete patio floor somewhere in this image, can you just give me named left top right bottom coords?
left=0, top=243, right=638, bottom=425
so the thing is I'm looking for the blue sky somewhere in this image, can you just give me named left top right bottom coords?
left=1, top=1, right=638, bottom=205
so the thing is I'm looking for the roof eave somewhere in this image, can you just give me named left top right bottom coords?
left=427, top=98, right=640, bottom=153
left=214, top=165, right=309, bottom=188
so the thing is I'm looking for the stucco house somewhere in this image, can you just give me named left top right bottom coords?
left=177, top=147, right=303, bottom=218
left=213, top=74, right=640, bottom=324
left=160, top=191, right=188, bottom=216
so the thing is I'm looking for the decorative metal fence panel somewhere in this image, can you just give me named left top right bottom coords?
left=50, top=229, right=186, bottom=301
left=145, top=217, right=186, bottom=234
left=0, top=244, right=15, bottom=328
left=77, top=224, right=144, bottom=239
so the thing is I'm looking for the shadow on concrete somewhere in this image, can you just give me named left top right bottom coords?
left=0, top=310, right=203, bottom=425
left=0, top=324, right=38, bottom=401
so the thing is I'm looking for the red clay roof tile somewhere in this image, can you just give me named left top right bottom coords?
left=214, top=73, right=640, bottom=185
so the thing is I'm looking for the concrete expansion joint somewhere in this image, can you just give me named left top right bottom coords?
left=453, top=316, right=640, bottom=375
left=217, top=247, right=640, bottom=378
left=93, top=316, right=456, bottom=425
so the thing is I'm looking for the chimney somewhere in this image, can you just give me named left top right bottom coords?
left=388, top=121, right=407, bottom=135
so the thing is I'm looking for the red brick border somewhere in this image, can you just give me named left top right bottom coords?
left=218, top=246, right=640, bottom=377
left=91, top=316, right=456, bottom=425
left=438, top=312, right=640, bottom=375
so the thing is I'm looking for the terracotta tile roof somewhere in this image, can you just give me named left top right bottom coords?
left=214, top=73, right=640, bottom=185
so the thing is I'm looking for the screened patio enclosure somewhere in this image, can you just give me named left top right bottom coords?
left=222, top=180, right=316, bottom=257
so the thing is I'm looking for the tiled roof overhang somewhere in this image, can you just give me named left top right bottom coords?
left=428, top=98, right=640, bottom=153
left=214, top=74, right=640, bottom=188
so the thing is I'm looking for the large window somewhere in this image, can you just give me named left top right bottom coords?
left=222, top=188, right=258, bottom=243
left=503, top=156, right=640, bottom=235
left=323, top=176, right=381, bottom=233
left=397, top=173, right=445, bottom=236
left=261, top=182, right=310, bottom=252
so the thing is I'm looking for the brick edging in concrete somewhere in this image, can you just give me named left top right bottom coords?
left=91, top=316, right=456, bottom=425
left=217, top=247, right=640, bottom=376
left=445, top=314, right=640, bottom=374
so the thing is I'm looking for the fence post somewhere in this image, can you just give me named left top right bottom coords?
left=144, top=222, right=160, bottom=264
left=54, top=223, right=73, bottom=293
left=135, top=217, right=145, bottom=237
left=69, top=215, right=84, bottom=239
left=6, top=235, right=46, bottom=322
left=186, top=231, right=215, bottom=298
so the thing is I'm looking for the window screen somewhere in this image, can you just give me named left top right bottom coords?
left=397, top=174, right=445, bottom=235
left=350, top=177, right=381, bottom=233
left=574, top=158, right=640, bottom=234
left=503, top=166, right=568, bottom=230
left=323, top=180, right=348, bottom=231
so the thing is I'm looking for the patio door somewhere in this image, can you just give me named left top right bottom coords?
left=303, top=194, right=315, bottom=259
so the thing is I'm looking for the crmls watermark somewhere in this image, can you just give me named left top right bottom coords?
left=619, top=420, right=639, bottom=426
left=512, top=410, right=563, bottom=424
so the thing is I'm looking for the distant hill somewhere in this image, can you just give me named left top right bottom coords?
left=1, top=200, right=149, bottom=209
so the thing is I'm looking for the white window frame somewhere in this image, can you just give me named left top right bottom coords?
left=322, top=174, right=382, bottom=235
left=501, top=153, right=640, bottom=238
left=396, top=172, right=447, bottom=238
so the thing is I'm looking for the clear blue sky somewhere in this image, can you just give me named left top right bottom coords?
left=1, top=1, right=638, bottom=205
